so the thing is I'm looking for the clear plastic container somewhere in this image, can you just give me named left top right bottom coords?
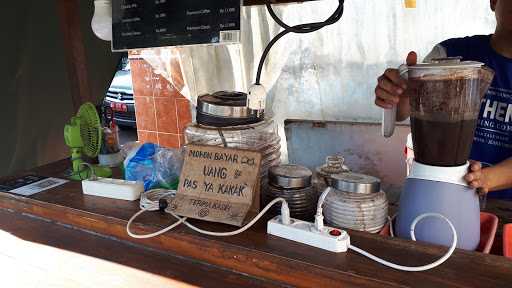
left=184, top=120, right=281, bottom=178
left=323, top=173, right=388, bottom=233
left=324, top=189, right=388, bottom=233
left=314, top=156, right=350, bottom=193
left=405, top=60, right=494, bottom=166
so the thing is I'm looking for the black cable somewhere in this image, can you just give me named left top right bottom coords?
left=254, top=0, right=345, bottom=85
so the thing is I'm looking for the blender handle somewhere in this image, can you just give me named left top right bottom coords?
left=382, top=106, right=397, bottom=138
left=382, top=65, right=409, bottom=138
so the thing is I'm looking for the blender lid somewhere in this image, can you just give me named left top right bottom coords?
left=269, top=164, right=313, bottom=189
left=331, top=173, right=381, bottom=194
left=411, top=60, right=484, bottom=70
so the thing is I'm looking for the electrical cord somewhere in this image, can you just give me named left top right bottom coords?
left=126, top=189, right=290, bottom=238
left=315, top=187, right=458, bottom=272
left=168, top=198, right=289, bottom=237
left=388, top=214, right=397, bottom=237
left=129, top=187, right=456, bottom=272
left=349, top=213, right=457, bottom=272
left=127, top=189, right=187, bottom=239
left=127, top=209, right=187, bottom=239
left=254, top=0, right=345, bottom=85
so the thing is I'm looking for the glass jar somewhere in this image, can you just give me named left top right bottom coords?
left=323, top=173, right=388, bottom=233
left=314, top=155, right=350, bottom=194
left=263, top=164, right=317, bottom=221
left=184, top=120, right=281, bottom=178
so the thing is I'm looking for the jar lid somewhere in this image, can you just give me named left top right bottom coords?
left=269, top=164, right=312, bottom=189
left=196, top=91, right=265, bottom=127
left=198, top=91, right=262, bottom=119
left=331, top=173, right=381, bottom=194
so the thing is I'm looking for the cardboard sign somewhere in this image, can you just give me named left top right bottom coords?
left=170, top=145, right=262, bottom=226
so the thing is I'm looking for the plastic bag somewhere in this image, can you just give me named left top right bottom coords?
left=124, top=143, right=183, bottom=191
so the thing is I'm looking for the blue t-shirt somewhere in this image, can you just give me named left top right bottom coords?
left=440, top=35, right=512, bottom=199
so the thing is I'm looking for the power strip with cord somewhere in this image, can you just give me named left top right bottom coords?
left=126, top=188, right=458, bottom=272
left=267, top=216, right=350, bottom=253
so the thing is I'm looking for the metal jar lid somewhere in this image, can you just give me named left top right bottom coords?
left=330, top=172, right=381, bottom=194
left=198, top=91, right=262, bottom=119
left=269, top=164, right=312, bottom=189
left=196, top=91, right=265, bottom=127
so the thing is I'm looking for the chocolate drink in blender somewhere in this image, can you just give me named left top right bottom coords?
left=410, top=118, right=477, bottom=167
left=408, top=76, right=481, bottom=167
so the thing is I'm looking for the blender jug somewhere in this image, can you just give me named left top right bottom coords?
left=383, top=59, right=494, bottom=167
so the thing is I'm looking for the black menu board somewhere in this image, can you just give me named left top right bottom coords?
left=112, top=0, right=241, bottom=51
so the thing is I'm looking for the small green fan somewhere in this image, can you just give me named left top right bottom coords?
left=64, top=102, right=112, bottom=180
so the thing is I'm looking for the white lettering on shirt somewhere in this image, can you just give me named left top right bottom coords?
left=483, top=100, right=498, bottom=119
left=496, top=102, right=508, bottom=122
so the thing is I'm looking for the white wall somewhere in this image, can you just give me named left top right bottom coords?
left=264, top=0, right=496, bottom=123
left=145, top=0, right=497, bottom=161
left=174, top=0, right=496, bottom=122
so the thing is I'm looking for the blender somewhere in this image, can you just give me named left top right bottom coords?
left=383, top=59, right=494, bottom=250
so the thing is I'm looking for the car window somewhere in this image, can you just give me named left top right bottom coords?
left=116, top=52, right=129, bottom=71
left=123, top=60, right=130, bottom=71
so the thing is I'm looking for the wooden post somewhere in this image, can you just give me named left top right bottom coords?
left=56, top=0, right=92, bottom=111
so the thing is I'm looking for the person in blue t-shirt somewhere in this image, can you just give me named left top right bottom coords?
left=375, top=0, right=512, bottom=199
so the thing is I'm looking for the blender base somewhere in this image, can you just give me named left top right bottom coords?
left=396, top=161, right=480, bottom=250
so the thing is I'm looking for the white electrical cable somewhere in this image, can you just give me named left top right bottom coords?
left=128, top=188, right=457, bottom=272
left=349, top=213, right=457, bottom=272
left=388, top=214, right=397, bottom=238
left=126, top=189, right=187, bottom=239
left=139, top=189, right=176, bottom=211
left=127, top=209, right=187, bottom=239
left=127, top=189, right=188, bottom=239
left=316, top=186, right=457, bottom=272
left=166, top=198, right=289, bottom=237
left=127, top=190, right=290, bottom=238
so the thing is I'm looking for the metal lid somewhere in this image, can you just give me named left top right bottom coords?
left=269, top=164, right=312, bottom=189
left=198, top=91, right=262, bottom=119
left=331, top=173, right=381, bottom=194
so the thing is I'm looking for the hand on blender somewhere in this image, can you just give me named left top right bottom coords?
left=465, top=159, right=512, bottom=196
left=465, top=161, right=490, bottom=196
left=374, top=52, right=417, bottom=121
left=374, top=52, right=492, bottom=196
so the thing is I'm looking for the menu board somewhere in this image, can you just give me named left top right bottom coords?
left=112, top=0, right=241, bottom=51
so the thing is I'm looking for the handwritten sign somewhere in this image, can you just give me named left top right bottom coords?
left=170, top=145, right=262, bottom=226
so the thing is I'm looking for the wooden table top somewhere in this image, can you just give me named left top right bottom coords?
left=0, top=159, right=511, bottom=288
left=0, top=208, right=283, bottom=288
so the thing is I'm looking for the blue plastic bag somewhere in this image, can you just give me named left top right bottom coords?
left=124, top=143, right=183, bottom=191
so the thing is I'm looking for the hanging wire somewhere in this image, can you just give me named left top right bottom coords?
left=254, top=0, right=346, bottom=85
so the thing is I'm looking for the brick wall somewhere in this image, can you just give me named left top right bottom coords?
left=128, top=51, right=192, bottom=148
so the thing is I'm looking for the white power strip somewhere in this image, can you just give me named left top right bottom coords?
left=267, top=216, right=350, bottom=253
left=82, top=178, right=144, bottom=201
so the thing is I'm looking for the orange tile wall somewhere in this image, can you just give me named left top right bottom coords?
left=128, top=54, right=192, bottom=148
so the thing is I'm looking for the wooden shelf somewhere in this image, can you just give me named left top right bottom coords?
left=0, top=159, right=511, bottom=287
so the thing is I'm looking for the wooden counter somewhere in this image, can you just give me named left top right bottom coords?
left=1, top=160, right=511, bottom=288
